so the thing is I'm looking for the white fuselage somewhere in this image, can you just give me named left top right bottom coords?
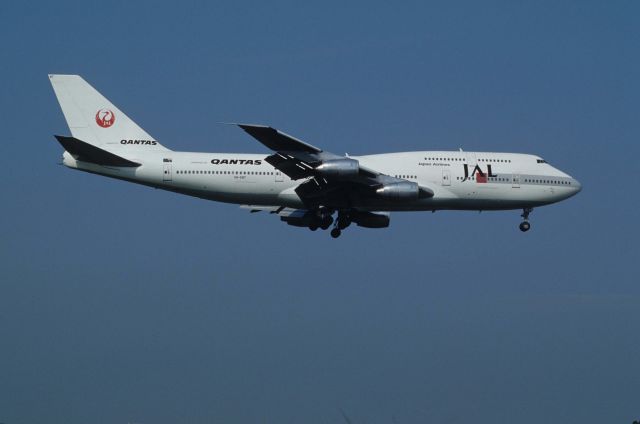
left=62, top=149, right=581, bottom=212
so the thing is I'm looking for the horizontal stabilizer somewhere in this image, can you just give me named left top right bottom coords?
left=55, top=135, right=141, bottom=167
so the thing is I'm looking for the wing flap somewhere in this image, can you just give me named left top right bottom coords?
left=264, top=153, right=319, bottom=180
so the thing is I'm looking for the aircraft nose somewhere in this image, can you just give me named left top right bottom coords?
left=571, top=178, right=582, bottom=195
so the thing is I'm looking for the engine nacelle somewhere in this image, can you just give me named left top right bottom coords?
left=280, top=209, right=332, bottom=228
left=280, top=209, right=315, bottom=227
left=315, top=158, right=359, bottom=178
left=376, top=181, right=419, bottom=200
left=351, top=211, right=390, bottom=228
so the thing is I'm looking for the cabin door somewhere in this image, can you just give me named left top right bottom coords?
left=512, top=173, right=521, bottom=188
left=163, top=158, right=172, bottom=182
left=442, top=170, right=451, bottom=186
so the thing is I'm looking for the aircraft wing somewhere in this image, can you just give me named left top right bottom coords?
left=237, top=124, right=379, bottom=179
left=237, top=124, right=322, bottom=153
left=237, top=124, right=433, bottom=208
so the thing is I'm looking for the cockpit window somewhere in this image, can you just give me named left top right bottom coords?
left=537, top=159, right=547, bottom=164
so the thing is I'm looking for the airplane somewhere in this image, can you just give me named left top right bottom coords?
left=49, top=74, right=581, bottom=238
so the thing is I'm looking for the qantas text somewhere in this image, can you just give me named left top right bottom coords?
left=121, top=139, right=158, bottom=145
left=211, top=159, right=262, bottom=165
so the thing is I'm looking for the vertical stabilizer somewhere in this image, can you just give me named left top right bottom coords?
left=49, top=74, right=170, bottom=152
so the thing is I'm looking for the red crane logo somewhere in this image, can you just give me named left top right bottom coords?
left=95, top=109, right=115, bottom=128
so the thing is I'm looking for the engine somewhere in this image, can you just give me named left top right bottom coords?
left=280, top=208, right=333, bottom=229
left=375, top=181, right=420, bottom=200
left=315, top=158, right=359, bottom=178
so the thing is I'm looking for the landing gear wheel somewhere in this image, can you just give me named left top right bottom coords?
left=330, top=228, right=341, bottom=238
left=309, top=225, right=318, bottom=231
left=519, top=221, right=531, bottom=232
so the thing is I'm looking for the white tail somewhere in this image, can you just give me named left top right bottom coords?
left=49, top=74, right=170, bottom=152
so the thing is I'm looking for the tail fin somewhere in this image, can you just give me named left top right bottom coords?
left=49, top=74, right=170, bottom=152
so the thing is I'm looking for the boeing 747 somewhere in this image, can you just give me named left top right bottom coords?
left=50, top=75, right=581, bottom=238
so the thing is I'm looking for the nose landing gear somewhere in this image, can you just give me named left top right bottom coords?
left=519, top=208, right=533, bottom=232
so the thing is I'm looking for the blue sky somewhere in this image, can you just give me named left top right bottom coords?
left=1, top=1, right=639, bottom=423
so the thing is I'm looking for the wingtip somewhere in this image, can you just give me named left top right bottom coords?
left=48, top=74, right=82, bottom=80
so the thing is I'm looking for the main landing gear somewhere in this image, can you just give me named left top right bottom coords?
left=307, top=209, right=352, bottom=238
left=519, top=208, right=533, bottom=232
left=308, top=208, right=333, bottom=232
